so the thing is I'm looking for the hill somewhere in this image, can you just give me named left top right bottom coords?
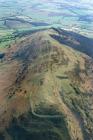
left=0, top=28, right=93, bottom=140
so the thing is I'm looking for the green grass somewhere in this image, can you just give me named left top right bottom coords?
left=8, top=111, right=71, bottom=140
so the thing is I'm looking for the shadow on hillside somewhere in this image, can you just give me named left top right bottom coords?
left=50, top=28, right=93, bottom=58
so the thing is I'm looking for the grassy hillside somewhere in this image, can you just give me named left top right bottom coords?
left=0, top=28, right=93, bottom=140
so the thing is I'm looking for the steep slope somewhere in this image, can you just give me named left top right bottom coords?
left=0, top=28, right=93, bottom=140
left=50, top=28, right=93, bottom=58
